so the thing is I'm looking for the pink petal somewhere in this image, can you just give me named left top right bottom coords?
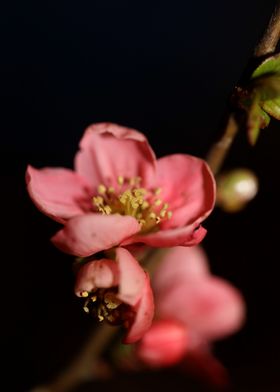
left=153, top=246, right=210, bottom=296
left=157, top=276, right=245, bottom=341
left=26, top=165, right=92, bottom=223
left=155, top=155, right=215, bottom=230
left=51, top=213, right=141, bottom=257
left=136, top=320, right=188, bottom=367
left=116, top=247, right=146, bottom=306
left=123, top=274, right=154, bottom=344
left=125, top=224, right=207, bottom=248
left=75, top=259, right=119, bottom=296
left=74, top=123, right=156, bottom=189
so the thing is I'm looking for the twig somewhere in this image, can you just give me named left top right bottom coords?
left=206, top=114, right=238, bottom=175
left=254, top=1, right=280, bottom=57
left=31, top=324, right=116, bottom=392
left=206, top=0, right=280, bottom=175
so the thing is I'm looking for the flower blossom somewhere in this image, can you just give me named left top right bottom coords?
left=75, top=247, right=154, bottom=343
left=136, top=246, right=245, bottom=384
left=26, top=123, right=215, bottom=257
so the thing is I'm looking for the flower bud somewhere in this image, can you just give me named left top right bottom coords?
left=136, top=320, right=188, bottom=367
left=216, top=168, right=258, bottom=213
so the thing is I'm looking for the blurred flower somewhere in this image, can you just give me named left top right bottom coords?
left=26, top=123, right=215, bottom=257
left=136, top=246, right=245, bottom=385
left=216, top=168, right=258, bottom=213
left=75, top=247, right=154, bottom=343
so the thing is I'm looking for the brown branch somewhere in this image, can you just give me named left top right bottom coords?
left=207, top=1, right=280, bottom=175
left=206, top=115, right=238, bottom=175
left=254, top=1, right=280, bottom=57
left=31, top=324, right=117, bottom=392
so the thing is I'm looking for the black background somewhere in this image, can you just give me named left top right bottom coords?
left=1, top=1, right=280, bottom=391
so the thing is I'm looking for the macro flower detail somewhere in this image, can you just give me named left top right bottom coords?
left=75, top=247, right=154, bottom=343
left=26, top=123, right=216, bottom=257
left=136, top=246, right=245, bottom=381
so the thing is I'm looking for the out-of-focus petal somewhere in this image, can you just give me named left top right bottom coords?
left=155, top=155, right=215, bottom=229
left=157, top=276, right=245, bottom=340
left=26, top=165, right=92, bottom=223
left=116, top=247, right=146, bottom=306
left=136, top=319, right=188, bottom=367
left=74, top=123, right=156, bottom=189
left=51, top=213, right=141, bottom=257
left=153, top=246, right=210, bottom=296
left=123, top=274, right=154, bottom=344
left=75, top=259, right=119, bottom=296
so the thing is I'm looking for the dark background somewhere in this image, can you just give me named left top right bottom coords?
left=1, top=1, right=280, bottom=391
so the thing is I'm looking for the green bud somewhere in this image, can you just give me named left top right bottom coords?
left=216, top=168, right=259, bottom=213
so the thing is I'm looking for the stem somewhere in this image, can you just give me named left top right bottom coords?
left=207, top=1, right=280, bottom=175
left=254, top=1, right=280, bottom=57
left=206, top=115, right=238, bottom=175
left=31, top=324, right=117, bottom=392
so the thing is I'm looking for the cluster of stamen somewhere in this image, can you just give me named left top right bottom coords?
left=80, top=289, right=132, bottom=325
left=92, top=176, right=172, bottom=233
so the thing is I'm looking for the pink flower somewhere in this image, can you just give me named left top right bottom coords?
left=75, top=247, right=154, bottom=344
left=26, top=123, right=215, bottom=257
left=136, top=246, right=245, bottom=384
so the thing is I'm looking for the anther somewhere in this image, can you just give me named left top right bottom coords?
left=98, top=184, right=106, bottom=194
left=103, top=205, right=112, bottom=215
left=93, top=196, right=104, bottom=206
left=81, top=291, right=89, bottom=298
left=118, top=176, right=124, bottom=186
left=154, top=188, right=162, bottom=195
left=141, top=201, right=149, bottom=210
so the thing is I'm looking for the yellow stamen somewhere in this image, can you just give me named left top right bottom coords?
left=103, top=205, right=112, bottom=215
left=81, top=291, right=89, bottom=298
left=93, top=196, right=104, bottom=206
left=91, top=175, right=172, bottom=234
left=141, top=201, right=149, bottom=210
left=154, top=188, right=162, bottom=195
left=154, top=199, right=162, bottom=206
left=98, top=184, right=106, bottom=194
left=118, top=176, right=124, bottom=185
left=104, top=292, right=121, bottom=309
left=138, top=219, right=146, bottom=227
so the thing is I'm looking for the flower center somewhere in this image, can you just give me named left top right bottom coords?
left=80, top=289, right=133, bottom=326
left=92, top=176, right=172, bottom=233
